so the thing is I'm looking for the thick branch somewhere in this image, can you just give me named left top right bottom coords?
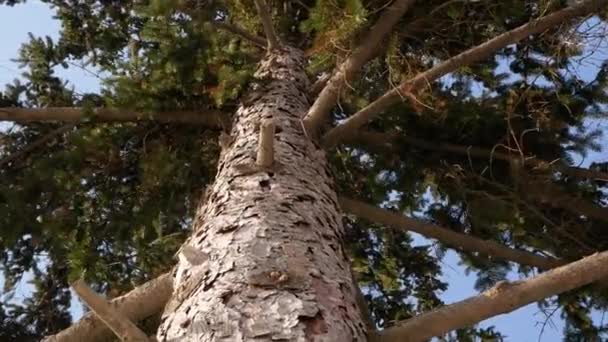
left=349, top=131, right=608, bottom=181
left=348, top=131, right=608, bottom=222
left=71, top=279, right=151, bottom=341
left=303, top=0, right=417, bottom=135
left=0, top=124, right=74, bottom=168
left=0, top=107, right=229, bottom=128
left=527, top=183, right=608, bottom=222
left=310, top=72, right=331, bottom=98
left=322, top=0, right=608, bottom=148
left=339, top=197, right=564, bottom=270
left=560, top=165, right=608, bottom=181
left=256, top=118, right=275, bottom=167
left=44, top=273, right=172, bottom=342
left=376, top=250, right=608, bottom=342
left=212, top=21, right=267, bottom=48
left=253, top=0, right=281, bottom=50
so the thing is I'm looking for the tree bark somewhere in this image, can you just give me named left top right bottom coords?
left=157, top=47, right=367, bottom=341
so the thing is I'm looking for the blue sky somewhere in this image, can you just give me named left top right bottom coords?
left=1, top=1, right=606, bottom=340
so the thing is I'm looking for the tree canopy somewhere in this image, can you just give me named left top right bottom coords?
left=1, top=0, right=607, bottom=340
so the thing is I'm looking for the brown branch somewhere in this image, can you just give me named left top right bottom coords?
left=339, top=197, right=564, bottom=270
left=560, top=166, right=608, bottom=181
left=253, top=0, right=281, bottom=50
left=348, top=130, right=608, bottom=181
left=310, top=72, right=332, bottom=98
left=351, top=268, right=376, bottom=336
left=321, top=0, right=608, bottom=148
left=0, top=124, right=74, bottom=168
left=211, top=21, right=267, bottom=48
left=347, top=131, right=608, bottom=222
left=44, top=273, right=172, bottom=342
left=70, top=279, right=152, bottom=341
left=0, top=107, right=229, bottom=128
left=376, top=250, right=608, bottom=342
left=527, top=182, right=608, bottom=223
left=302, top=0, right=417, bottom=136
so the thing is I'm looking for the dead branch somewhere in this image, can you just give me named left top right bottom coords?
left=321, top=0, right=608, bottom=148
left=256, top=118, right=275, bottom=167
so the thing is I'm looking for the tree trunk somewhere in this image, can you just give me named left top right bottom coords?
left=157, top=47, right=367, bottom=341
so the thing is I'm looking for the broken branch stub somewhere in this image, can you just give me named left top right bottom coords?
left=256, top=118, right=276, bottom=168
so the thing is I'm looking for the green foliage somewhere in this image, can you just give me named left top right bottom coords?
left=1, top=0, right=608, bottom=340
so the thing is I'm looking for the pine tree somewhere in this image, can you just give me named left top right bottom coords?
left=1, top=0, right=608, bottom=341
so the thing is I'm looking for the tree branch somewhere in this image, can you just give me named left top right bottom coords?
left=376, top=250, right=608, bottom=342
left=339, top=197, right=564, bottom=270
left=345, top=131, right=608, bottom=223
left=302, top=0, right=417, bottom=136
left=256, top=118, right=275, bottom=167
left=253, top=0, right=281, bottom=50
left=70, top=279, right=152, bottom=342
left=44, top=273, right=172, bottom=342
left=212, top=21, right=267, bottom=48
left=0, top=124, right=74, bottom=168
left=348, top=130, right=608, bottom=181
left=0, top=107, right=229, bottom=128
left=527, top=182, right=608, bottom=223
left=321, top=0, right=608, bottom=148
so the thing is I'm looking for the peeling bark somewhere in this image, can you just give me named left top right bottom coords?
left=157, top=47, right=366, bottom=341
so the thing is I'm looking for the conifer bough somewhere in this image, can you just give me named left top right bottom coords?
left=321, top=0, right=608, bottom=148
left=0, top=107, right=228, bottom=127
